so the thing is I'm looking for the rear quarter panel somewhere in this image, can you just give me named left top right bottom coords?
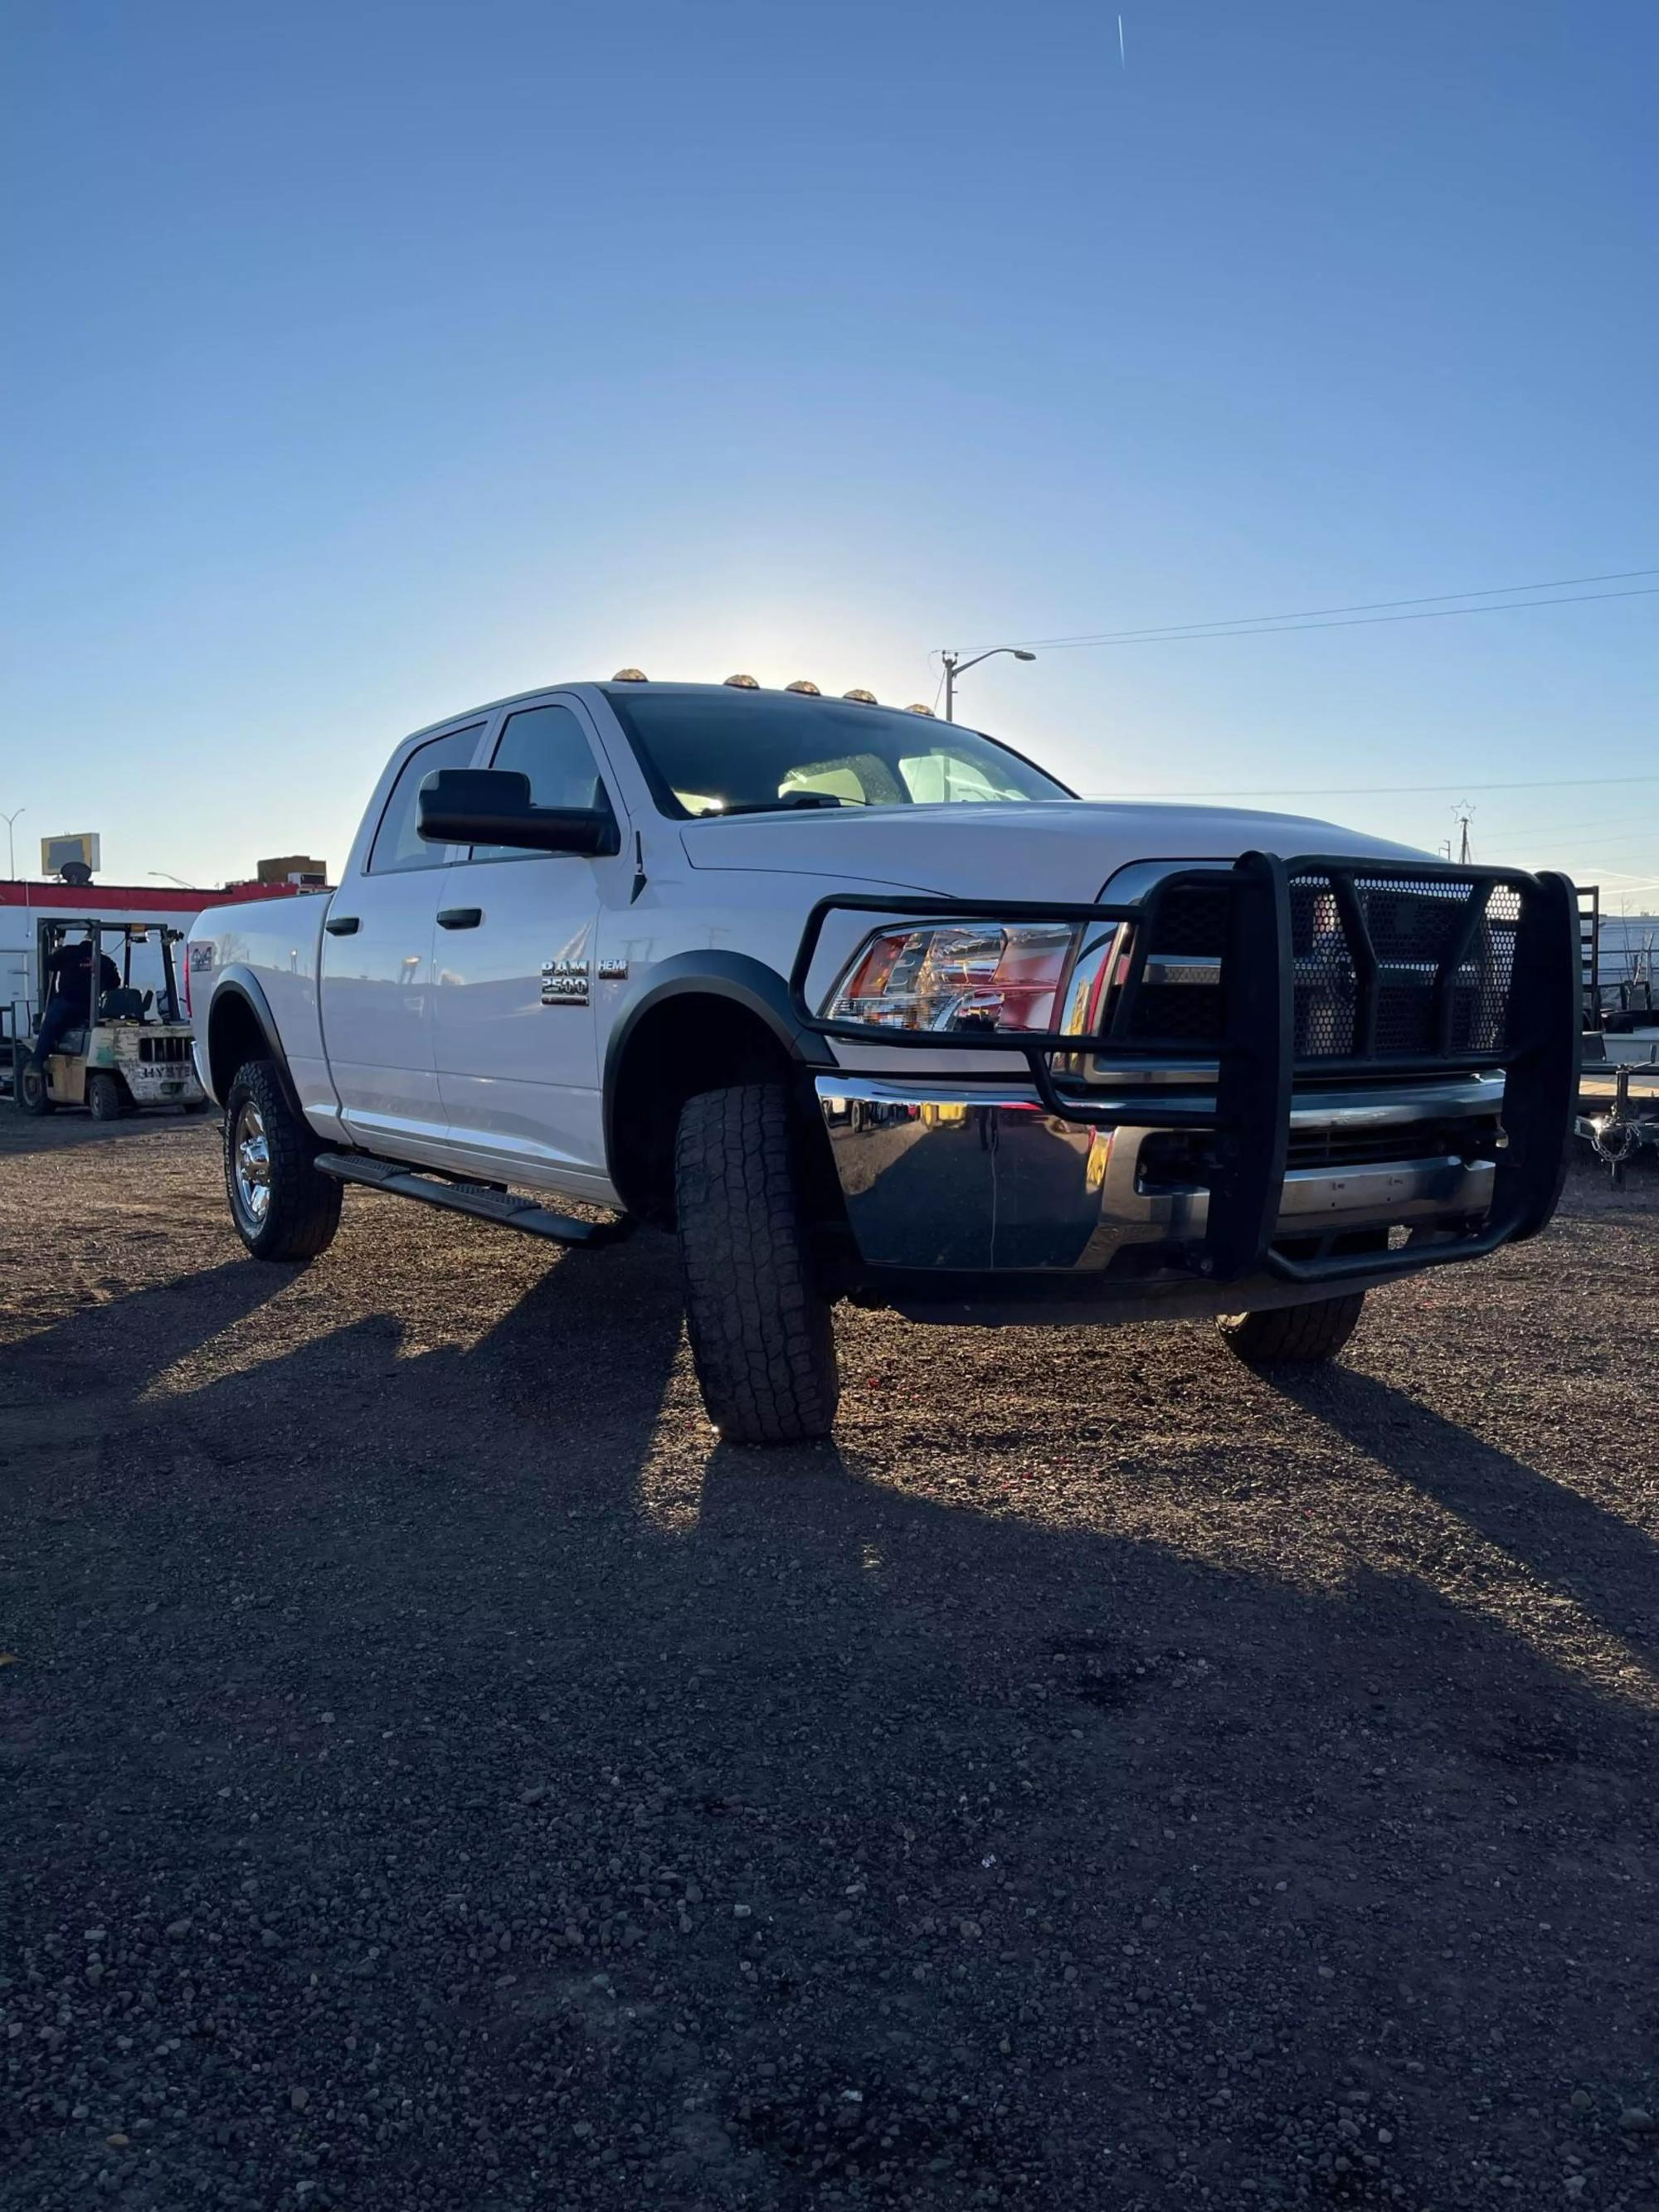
left=189, top=893, right=338, bottom=1128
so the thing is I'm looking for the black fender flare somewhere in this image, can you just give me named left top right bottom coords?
left=602, top=951, right=830, bottom=1188
left=205, top=967, right=305, bottom=1121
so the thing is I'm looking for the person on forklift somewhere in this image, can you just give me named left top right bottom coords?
left=29, top=935, right=120, bottom=1071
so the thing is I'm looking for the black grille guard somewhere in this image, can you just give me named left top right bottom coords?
left=788, top=852, right=1581, bottom=1292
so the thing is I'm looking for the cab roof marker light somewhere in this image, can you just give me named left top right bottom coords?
left=785, top=678, right=821, bottom=695
left=723, top=673, right=760, bottom=689
left=842, top=688, right=878, bottom=703
left=905, top=702, right=936, bottom=717
left=612, top=667, right=649, bottom=683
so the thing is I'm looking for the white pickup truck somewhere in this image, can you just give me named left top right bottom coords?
left=187, top=674, right=1579, bottom=1444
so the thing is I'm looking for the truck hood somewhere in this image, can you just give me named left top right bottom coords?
left=678, top=801, right=1431, bottom=904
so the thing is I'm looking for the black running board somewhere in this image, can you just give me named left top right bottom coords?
left=314, top=1152, right=628, bottom=1246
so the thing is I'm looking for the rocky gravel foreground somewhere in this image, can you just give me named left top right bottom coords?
left=2, top=1121, right=1656, bottom=2210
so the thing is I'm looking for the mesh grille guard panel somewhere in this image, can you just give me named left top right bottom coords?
left=1122, top=867, right=1525, bottom=1072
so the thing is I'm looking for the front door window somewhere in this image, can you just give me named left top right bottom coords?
left=470, top=704, right=614, bottom=860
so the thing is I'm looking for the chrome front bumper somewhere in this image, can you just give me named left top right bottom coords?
left=815, top=1074, right=1501, bottom=1276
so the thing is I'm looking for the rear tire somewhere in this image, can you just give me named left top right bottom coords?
left=223, top=1058, right=342, bottom=1262
left=87, top=1071, right=126, bottom=1121
left=1218, top=1292, right=1366, bottom=1367
left=674, top=1082, right=839, bottom=1445
left=13, top=1050, right=52, bottom=1116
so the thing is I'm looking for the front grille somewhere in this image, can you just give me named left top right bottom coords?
left=1140, top=1116, right=1499, bottom=1191
left=1283, top=1116, right=1499, bottom=1169
left=1130, top=980, right=1227, bottom=1042
left=1149, top=879, right=1232, bottom=954
left=1119, top=869, right=1523, bottom=1065
left=138, top=1035, right=192, bottom=1063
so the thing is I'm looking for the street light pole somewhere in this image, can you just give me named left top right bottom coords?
left=939, top=646, right=1036, bottom=722
left=1, top=807, right=23, bottom=881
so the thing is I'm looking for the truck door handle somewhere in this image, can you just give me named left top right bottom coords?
left=324, top=915, right=360, bottom=936
left=436, top=907, right=483, bottom=931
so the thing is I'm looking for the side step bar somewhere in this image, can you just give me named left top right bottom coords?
left=314, top=1152, right=629, bottom=1247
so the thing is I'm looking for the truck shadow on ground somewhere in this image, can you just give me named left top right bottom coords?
left=1267, top=1364, right=1659, bottom=1661
left=0, top=1257, right=294, bottom=1432
left=6, top=1228, right=1658, bottom=2207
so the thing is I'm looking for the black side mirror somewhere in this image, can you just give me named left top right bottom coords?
left=417, top=768, right=620, bottom=856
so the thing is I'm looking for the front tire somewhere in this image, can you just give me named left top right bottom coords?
left=223, top=1058, right=342, bottom=1262
left=87, top=1071, right=127, bottom=1121
left=1218, top=1291, right=1366, bottom=1367
left=674, top=1083, right=839, bottom=1445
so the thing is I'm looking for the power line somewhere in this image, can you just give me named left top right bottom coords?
left=1085, top=771, right=1659, bottom=801
left=1484, top=820, right=1627, bottom=848
left=996, top=566, right=1659, bottom=651
left=1010, top=584, right=1659, bottom=653
left=1520, top=824, right=1659, bottom=853
left=1480, top=810, right=1659, bottom=843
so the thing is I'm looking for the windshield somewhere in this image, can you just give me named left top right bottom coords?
left=601, top=688, right=1074, bottom=819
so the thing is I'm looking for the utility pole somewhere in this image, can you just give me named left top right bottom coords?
left=1449, top=804, right=1474, bottom=866
left=939, top=646, right=1037, bottom=722
left=1, top=807, right=22, bottom=881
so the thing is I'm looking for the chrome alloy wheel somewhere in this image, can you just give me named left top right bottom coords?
left=232, top=1100, right=272, bottom=1228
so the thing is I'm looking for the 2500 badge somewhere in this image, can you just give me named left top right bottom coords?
left=541, top=959, right=589, bottom=1007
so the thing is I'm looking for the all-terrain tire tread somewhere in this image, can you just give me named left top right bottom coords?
left=675, top=1084, right=839, bottom=1445
left=224, top=1058, right=342, bottom=1263
left=1218, top=1291, right=1366, bottom=1366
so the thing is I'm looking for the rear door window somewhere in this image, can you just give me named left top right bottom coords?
left=368, top=724, right=486, bottom=873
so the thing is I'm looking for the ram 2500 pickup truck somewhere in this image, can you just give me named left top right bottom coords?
left=187, top=674, right=1579, bottom=1445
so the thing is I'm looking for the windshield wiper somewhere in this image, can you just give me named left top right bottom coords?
left=697, top=794, right=864, bottom=818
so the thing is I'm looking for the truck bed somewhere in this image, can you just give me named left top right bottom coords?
left=188, top=889, right=336, bottom=1123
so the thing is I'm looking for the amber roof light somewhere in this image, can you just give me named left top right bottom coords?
left=905, top=702, right=936, bottom=717
left=611, top=667, right=648, bottom=683
left=784, top=678, right=821, bottom=696
left=842, top=688, right=878, bottom=703
left=722, top=673, right=759, bottom=688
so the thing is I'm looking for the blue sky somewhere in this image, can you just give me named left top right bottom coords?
left=3, top=1, right=1656, bottom=902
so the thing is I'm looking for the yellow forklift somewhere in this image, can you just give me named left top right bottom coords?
left=10, top=917, right=207, bottom=1119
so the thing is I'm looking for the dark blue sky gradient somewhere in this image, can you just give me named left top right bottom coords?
left=3, top=2, right=1655, bottom=894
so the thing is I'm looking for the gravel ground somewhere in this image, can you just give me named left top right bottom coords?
left=2, top=1116, right=1656, bottom=2212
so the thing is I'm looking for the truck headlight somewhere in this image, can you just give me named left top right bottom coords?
left=824, top=921, right=1081, bottom=1034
